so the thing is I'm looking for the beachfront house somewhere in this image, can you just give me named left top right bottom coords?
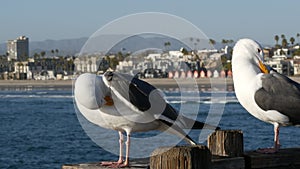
left=13, top=61, right=30, bottom=80
left=74, top=55, right=99, bottom=73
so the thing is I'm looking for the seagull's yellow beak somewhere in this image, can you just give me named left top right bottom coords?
left=258, top=60, right=269, bottom=74
left=104, top=95, right=114, bottom=106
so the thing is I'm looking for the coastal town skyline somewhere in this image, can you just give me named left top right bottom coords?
left=1, top=1, right=300, bottom=81
left=1, top=0, right=300, bottom=45
left=1, top=32, right=300, bottom=81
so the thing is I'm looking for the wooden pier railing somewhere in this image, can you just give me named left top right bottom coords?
left=62, top=130, right=300, bottom=169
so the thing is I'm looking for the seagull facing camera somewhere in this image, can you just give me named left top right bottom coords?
left=232, top=38, right=300, bottom=153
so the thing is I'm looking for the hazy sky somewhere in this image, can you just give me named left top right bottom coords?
left=1, top=0, right=299, bottom=45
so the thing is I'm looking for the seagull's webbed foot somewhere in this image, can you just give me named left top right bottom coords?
left=112, top=162, right=129, bottom=168
left=100, top=159, right=129, bottom=168
left=256, top=121, right=281, bottom=154
left=100, top=160, right=123, bottom=167
left=256, top=144, right=280, bottom=154
left=256, top=147, right=278, bottom=154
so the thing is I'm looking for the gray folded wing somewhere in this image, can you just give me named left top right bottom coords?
left=104, top=71, right=219, bottom=129
left=254, top=71, right=300, bottom=125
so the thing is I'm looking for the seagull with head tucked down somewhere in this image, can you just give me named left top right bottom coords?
left=74, top=71, right=219, bottom=167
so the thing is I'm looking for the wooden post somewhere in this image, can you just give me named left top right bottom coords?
left=208, top=130, right=243, bottom=157
left=150, top=145, right=211, bottom=169
left=244, top=148, right=300, bottom=169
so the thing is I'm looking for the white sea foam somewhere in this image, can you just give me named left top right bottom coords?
left=0, top=94, right=73, bottom=99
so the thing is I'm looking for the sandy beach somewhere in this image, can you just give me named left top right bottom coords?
left=0, top=78, right=232, bottom=88
left=0, top=77, right=300, bottom=88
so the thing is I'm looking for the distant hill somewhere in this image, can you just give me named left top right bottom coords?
left=0, top=35, right=239, bottom=57
left=107, top=34, right=192, bottom=54
left=29, top=37, right=88, bottom=56
left=0, top=35, right=191, bottom=56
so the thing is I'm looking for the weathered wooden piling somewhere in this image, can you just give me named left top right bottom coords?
left=150, top=145, right=211, bottom=169
left=208, top=130, right=244, bottom=157
left=208, top=130, right=245, bottom=169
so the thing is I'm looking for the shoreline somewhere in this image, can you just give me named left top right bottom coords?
left=0, top=78, right=233, bottom=88
left=0, top=80, right=74, bottom=87
left=1, top=77, right=300, bottom=88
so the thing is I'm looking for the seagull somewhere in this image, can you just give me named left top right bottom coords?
left=232, top=38, right=300, bottom=153
left=74, top=71, right=219, bottom=167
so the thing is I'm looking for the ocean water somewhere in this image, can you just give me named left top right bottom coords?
left=0, top=86, right=299, bottom=169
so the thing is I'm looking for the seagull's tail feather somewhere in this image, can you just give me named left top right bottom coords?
left=159, top=119, right=197, bottom=145
left=179, top=115, right=220, bottom=130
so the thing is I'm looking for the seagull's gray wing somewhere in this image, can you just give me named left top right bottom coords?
left=254, top=71, right=300, bottom=125
left=104, top=71, right=219, bottom=130
left=104, top=71, right=181, bottom=121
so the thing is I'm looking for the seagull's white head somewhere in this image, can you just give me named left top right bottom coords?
left=232, top=38, right=269, bottom=74
left=74, top=73, right=112, bottom=110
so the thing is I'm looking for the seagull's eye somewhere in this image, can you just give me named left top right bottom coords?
left=257, top=48, right=261, bottom=53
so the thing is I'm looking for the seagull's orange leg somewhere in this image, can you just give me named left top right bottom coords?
left=118, top=132, right=130, bottom=167
left=256, top=123, right=280, bottom=154
left=274, top=124, right=281, bottom=151
left=101, top=131, right=124, bottom=166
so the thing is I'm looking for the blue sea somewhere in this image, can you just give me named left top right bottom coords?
left=0, top=85, right=299, bottom=169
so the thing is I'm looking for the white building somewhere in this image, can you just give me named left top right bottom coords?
left=13, top=61, right=31, bottom=79
left=74, top=56, right=99, bottom=73
left=169, top=51, right=183, bottom=59
left=146, top=53, right=161, bottom=61
left=293, top=59, right=300, bottom=75
left=7, top=36, right=29, bottom=61
left=116, top=49, right=224, bottom=76
left=273, top=48, right=294, bottom=58
left=266, top=55, right=287, bottom=73
left=116, top=60, right=134, bottom=73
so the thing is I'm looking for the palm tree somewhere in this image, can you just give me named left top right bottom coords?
left=190, top=37, right=194, bottom=49
left=282, top=38, right=288, bottom=48
left=195, top=38, right=200, bottom=50
left=297, top=33, right=300, bottom=45
left=209, top=39, right=216, bottom=48
left=41, top=58, right=46, bottom=70
left=67, top=59, right=74, bottom=74
left=280, top=49, right=285, bottom=55
left=55, top=49, right=59, bottom=56
left=51, top=49, right=55, bottom=57
left=290, top=37, right=295, bottom=46
left=281, top=34, right=285, bottom=40
left=274, top=35, right=279, bottom=45
left=40, top=51, right=46, bottom=58
left=209, top=39, right=215, bottom=45
left=222, top=39, right=228, bottom=46
left=164, top=41, right=171, bottom=51
left=33, top=53, right=40, bottom=60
